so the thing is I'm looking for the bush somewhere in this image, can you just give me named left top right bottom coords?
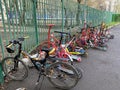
left=112, top=14, right=120, bottom=22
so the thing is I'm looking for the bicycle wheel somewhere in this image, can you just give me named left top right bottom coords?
left=2, top=57, right=28, bottom=80
left=46, top=61, right=80, bottom=89
left=75, top=67, right=83, bottom=79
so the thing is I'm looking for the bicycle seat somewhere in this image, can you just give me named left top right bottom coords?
left=47, top=24, right=55, bottom=27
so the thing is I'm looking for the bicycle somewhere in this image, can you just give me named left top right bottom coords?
left=40, top=24, right=59, bottom=49
left=87, top=26, right=108, bottom=51
left=49, top=30, right=82, bottom=62
left=40, top=24, right=81, bottom=63
left=2, top=37, right=82, bottom=89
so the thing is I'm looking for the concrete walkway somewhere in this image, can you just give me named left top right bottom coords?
left=5, top=24, right=120, bottom=90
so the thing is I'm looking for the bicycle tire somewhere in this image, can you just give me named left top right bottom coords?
left=2, top=57, right=28, bottom=81
left=75, top=67, right=83, bottom=79
left=46, top=61, right=80, bottom=89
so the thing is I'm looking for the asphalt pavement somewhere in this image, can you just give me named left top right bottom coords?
left=5, top=24, right=120, bottom=90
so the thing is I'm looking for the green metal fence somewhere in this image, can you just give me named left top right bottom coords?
left=0, top=0, right=113, bottom=57
left=0, top=63, right=4, bottom=83
left=0, top=0, right=113, bottom=83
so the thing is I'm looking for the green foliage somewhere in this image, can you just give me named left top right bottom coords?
left=107, top=22, right=120, bottom=27
left=112, top=14, right=120, bottom=22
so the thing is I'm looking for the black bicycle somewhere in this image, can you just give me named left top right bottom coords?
left=2, top=37, right=82, bottom=89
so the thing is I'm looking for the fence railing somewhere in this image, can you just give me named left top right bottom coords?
left=0, top=0, right=113, bottom=58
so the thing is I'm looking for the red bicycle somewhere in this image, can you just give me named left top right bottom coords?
left=40, top=24, right=59, bottom=50
left=39, top=25, right=81, bottom=63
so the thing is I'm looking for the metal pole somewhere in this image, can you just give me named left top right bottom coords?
left=84, top=0, right=87, bottom=28
left=61, top=0, right=64, bottom=32
left=32, top=0, right=39, bottom=44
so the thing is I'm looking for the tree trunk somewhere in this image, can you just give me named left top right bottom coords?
left=64, top=7, right=68, bottom=27
left=21, top=0, right=26, bottom=25
left=76, top=0, right=81, bottom=26
left=14, top=0, right=21, bottom=25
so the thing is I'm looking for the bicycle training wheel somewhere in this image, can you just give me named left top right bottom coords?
left=46, top=61, right=80, bottom=89
left=2, top=57, right=28, bottom=80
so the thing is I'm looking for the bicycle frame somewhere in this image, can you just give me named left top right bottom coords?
left=46, top=24, right=59, bottom=48
left=53, top=31, right=82, bottom=62
left=5, top=37, right=82, bottom=89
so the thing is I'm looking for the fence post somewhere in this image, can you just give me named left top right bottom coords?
left=0, top=63, right=4, bottom=84
left=0, top=36, right=4, bottom=58
left=0, top=0, right=5, bottom=84
left=32, top=0, right=39, bottom=44
left=61, top=0, right=64, bottom=32
left=0, top=0, right=5, bottom=58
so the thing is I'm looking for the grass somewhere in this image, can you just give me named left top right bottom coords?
left=107, top=22, right=120, bottom=27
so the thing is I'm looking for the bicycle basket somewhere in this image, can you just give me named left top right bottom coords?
left=6, top=47, right=14, bottom=53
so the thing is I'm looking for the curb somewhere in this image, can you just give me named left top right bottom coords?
left=108, top=23, right=120, bottom=29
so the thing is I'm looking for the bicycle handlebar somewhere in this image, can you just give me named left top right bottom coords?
left=54, top=31, right=71, bottom=38
left=6, top=36, right=29, bottom=48
left=6, top=36, right=29, bottom=53
left=18, top=36, right=29, bottom=41
left=54, top=31, right=69, bottom=35
left=6, top=43, right=13, bottom=48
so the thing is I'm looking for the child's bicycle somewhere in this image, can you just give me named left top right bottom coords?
left=54, top=31, right=88, bottom=57
left=40, top=24, right=81, bottom=63
left=65, top=31, right=88, bottom=57
left=88, top=26, right=108, bottom=51
left=40, top=24, right=59, bottom=49
left=2, top=37, right=82, bottom=89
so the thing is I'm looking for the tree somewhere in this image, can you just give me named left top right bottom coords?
left=114, top=0, right=120, bottom=13
left=61, top=0, right=77, bottom=27
left=20, top=0, right=26, bottom=25
left=63, top=0, right=69, bottom=27
left=81, top=0, right=107, bottom=10
left=76, top=0, right=82, bottom=26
